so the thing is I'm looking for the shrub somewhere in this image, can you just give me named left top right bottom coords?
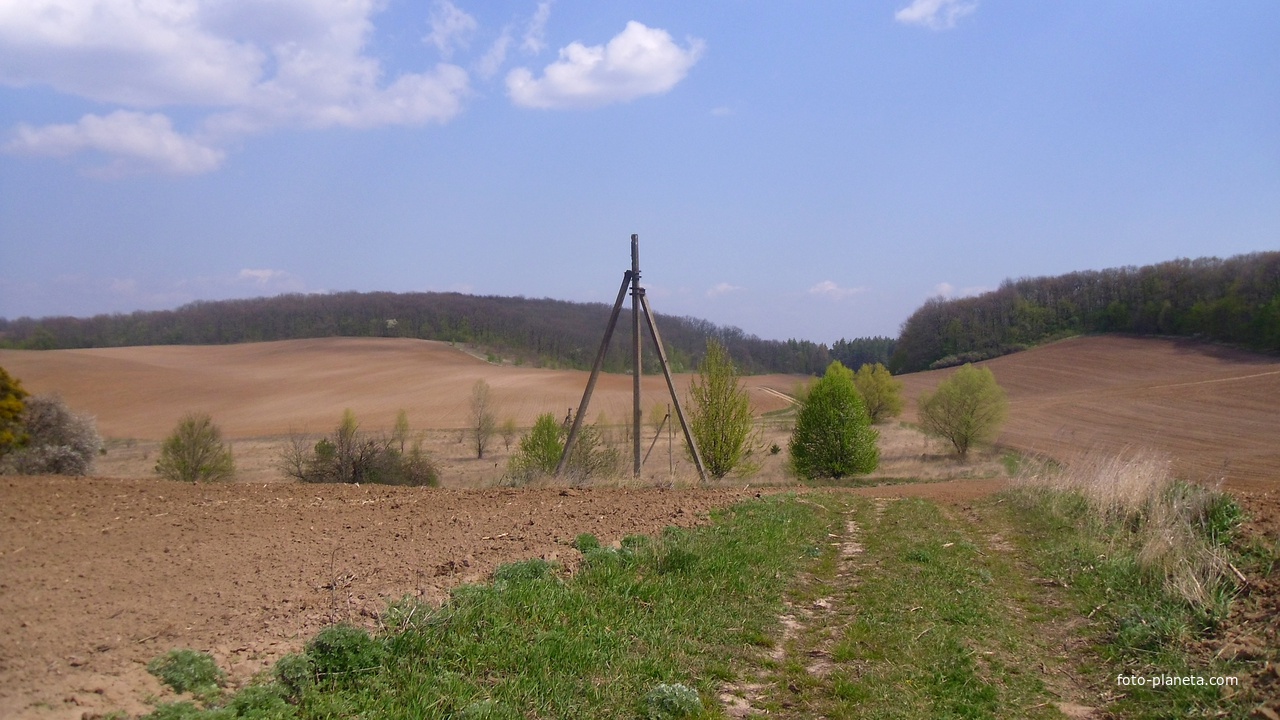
left=0, top=365, right=27, bottom=457
left=273, top=653, right=314, bottom=700
left=147, top=649, right=225, bottom=695
left=642, top=683, right=702, bottom=719
left=789, top=361, right=879, bottom=479
left=156, top=413, right=235, bottom=482
left=505, top=412, right=618, bottom=485
left=917, top=363, right=1008, bottom=458
left=306, top=624, right=384, bottom=689
left=687, top=339, right=760, bottom=478
left=0, top=394, right=102, bottom=475
left=280, top=410, right=438, bottom=486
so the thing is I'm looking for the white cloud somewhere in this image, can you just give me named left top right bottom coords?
left=424, top=1, right=477, bottom=60
left=710, top=106, right=733, bottom=116
left=506, top=21, right=704, bottom=109
left=894, top=0, right=978, bottom=30
left=5, top=110, right=225, bottom=176
left=522, top=1, right=553, bottom=54
left=809, top=281, right=867, bottom=301
left=706, top=282, right=742, bottom=298
left=0, top=0, right=471, bottom=175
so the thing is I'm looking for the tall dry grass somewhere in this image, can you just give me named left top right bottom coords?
left=1013, top=448, right=1236, bottom=611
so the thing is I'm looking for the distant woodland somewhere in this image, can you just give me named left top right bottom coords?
left=0, top=291, right=894, bottom=376
left=894, top=251, right=1280, bottom=372
left=5, top=252, right=1272, bottom=376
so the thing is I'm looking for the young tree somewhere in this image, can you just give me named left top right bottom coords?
left=917, top=363, right=1008, bottom=457
left=0, top=394, right=102, bottom=476
left=0, top=366, right=28, bottom=457
left=469, top=380, right=497, bottom=459
left=687, top=339, right=759, bottom=478
left=789, top=361, right=879, bottom=479
left=155, top=412, right=235, bottom=482
left=392, top=409, right=411, bottom=454
left=500, top=417, right=518, bottom=452
left=852, top=363, right=904, bottom=424
left=508, top=413, right=563, bottom=479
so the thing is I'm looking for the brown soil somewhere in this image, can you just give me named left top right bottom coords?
left=0, top=476, right=754, bottom=720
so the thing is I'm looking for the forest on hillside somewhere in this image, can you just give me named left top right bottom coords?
left=0, top=291, right=896, bottom=377
left=893, top=251, right=1280, bottom=372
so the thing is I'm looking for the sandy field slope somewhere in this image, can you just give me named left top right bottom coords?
left=0, top=338, right=799, bottom=440
left=898, top=335, right=1280, bottom=493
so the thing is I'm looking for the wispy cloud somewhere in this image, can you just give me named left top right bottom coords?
left=522, top=1, right=553, bottom=54
left=933, top=281, right=991, bottom=299
left=507, top=21, right=704, bottom=109
left=5, top=111, right=225, bottom=176
left=706, top=282, right=743, bottom=298
left=809, top=281, right=867, bottom=301
left=895, top=0, right=978, bottom=30
left=0, top=0, right=471, bottom=175
left=476, top=29, right=513, bottom=80
left=424, top=1, right=478, bottom=60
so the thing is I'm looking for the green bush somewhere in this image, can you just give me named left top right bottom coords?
left=273, top=653, right=314, bottom=700
left=147, top=649, right=225, bottom=695
left=156, top=413, right=235, bottom=482
left=305, top=625, right=384, bottom=689
left=789, top=361, right=879, bottom=478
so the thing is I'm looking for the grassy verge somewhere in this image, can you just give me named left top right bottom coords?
left=137, top=494, right=831, bottom=720
left=1001, top=450, right=1261, bottom=718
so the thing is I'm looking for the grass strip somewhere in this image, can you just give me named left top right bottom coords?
left=140, top=493, right=831, bottom=720
left=762, top=496, right=1059, bottom=720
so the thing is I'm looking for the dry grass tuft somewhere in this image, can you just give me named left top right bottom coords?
left=1014, top=447, right=1234, bottom=610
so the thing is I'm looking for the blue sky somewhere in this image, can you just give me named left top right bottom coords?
left=1, top=1, right=1277, bottom=342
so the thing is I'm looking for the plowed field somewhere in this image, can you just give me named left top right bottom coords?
left=1, top=334, right=1277, bottom=719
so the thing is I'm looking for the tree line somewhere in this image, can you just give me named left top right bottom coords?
left=0, top=290, right=894, bottom=376
left=893, top=251, right=1280, bottom=372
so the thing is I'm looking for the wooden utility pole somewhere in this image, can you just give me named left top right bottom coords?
left=556, top=234, right=707, bottom=482
left=631, top=235, right=642, bottom=478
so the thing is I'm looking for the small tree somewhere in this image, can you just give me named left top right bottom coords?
left=156, top=413, right=235, bottom=482
left=392, top=409, right=411, bottom=454
left=0, top=394, right=102, bottom=476
left=469, top=380, right=496, bottom=459
left=852, top=363, right=904, bottom=424
left=0, top=366, right=28, bottom=457
left=500, top=417, right=518, bottom=452
left=789, top=361, right=879, bottom=479
left=917, top=363, right=1008, bottom=458
left=687, top=339, right=759, bottom=478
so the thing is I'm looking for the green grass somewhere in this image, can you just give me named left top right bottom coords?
left=751, top=496, right=1060, bottom=719
left=140, top=494, right=829, bottom=720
